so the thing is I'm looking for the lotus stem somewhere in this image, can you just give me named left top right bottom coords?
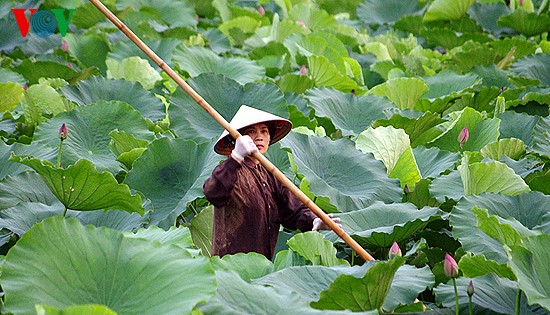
left=63, top=207, right=68, bottom=217
left=57, top=140, right=63, bottom=169
left=468, top=295, right=472, bottom=315
left=516, top=288, right=521, bottom=315
left=453, top=278, right=459, bottom=315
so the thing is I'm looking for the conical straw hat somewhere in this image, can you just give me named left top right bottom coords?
left=214, top=105, right=292, bottom=155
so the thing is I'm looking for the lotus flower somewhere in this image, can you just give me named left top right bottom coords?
left=299, top=65, right=308, bottom=76
left=58, top=123, right=68, bottom=141
left=444, top=253, right=458, bottom=278
left=297, top=20, right=306, bottom=27
left=258, top=6, right=265, bottom=16
left=61, top=40, right=68, bottom=52
left=389, top=242, right=402, bottom=257
left=467, top=280, right=475, bottom=297
left=457, top=127, right=469, bottom=149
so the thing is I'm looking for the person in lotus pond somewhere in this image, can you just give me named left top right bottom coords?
left=203, top=105, right=339, bottom=259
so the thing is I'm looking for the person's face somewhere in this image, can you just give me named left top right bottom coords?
left=242, top=123, right=270, bottom=154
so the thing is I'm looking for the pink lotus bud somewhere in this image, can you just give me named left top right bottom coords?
left=23, top=84, right=28, bottom=91
left=518, top=0, right=524, bottom=6
left=299, top=65, right=308, bottom=76
left=67, top=62, right=73, bottom=69
left=444, top=253, right=459, bottom=278
left=457, top=127, right=469, bottom=149
left=58, top=123, right=68, bottom=141
left=389, top=242, right=402, bottom=257
left=467, top=280, right=475, bottom=297
left=258, top=6, right=265, bottom=16
left=500, top=86, right=505, bottom=94
left=61, top=40, right=68, bottom=52
left=297, top=20, right=306, bottom=27
left=404, top=184, right=409, bottom=194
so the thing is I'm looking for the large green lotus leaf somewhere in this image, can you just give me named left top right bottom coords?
left=370, top=77, right=428, bottom=110
left=173, top=46, right=264, bottom=85
left=287, top=231, right=349, bottom=267
left=507, top=234, right=550, bottom=310
left=434, top=274, right=536, bottom=315
left=532, top=115, right=550, bottom=158
left=0, top=172, right=58, bottom=210
left=373, top=112, right=445, bottom=147
left=29, top=101, right=154, bottom=173
left=61, top=76, right=166, bottom=122
left=13, top=60, right=78, bottom=86
left=336, top=202, right=441, bottom=247
left=278, top=74, right=315, bottom=93
left=1, top=217, right=215, bottom=315
left=21, top=82, right=68, bottom=125
left=68, top=210, right=145, bottom=232
left=498, top=111, right=539, bottom=145
left=189, top=205, right=213, bottom=257
left=429, top=171, right=464, bottom=202
left=280, top=133, right=402, bottom=211
left=480, top=138, right=526, bottom=160
left=305, top=88, right=395, bottom=136
left=125, top=225, right=195, bottom=250
left=0, top=82, right=24, bottom=112
left=169, top=73, right=289, bottom=141
left=255, top=265, right=350, bottom=302
left=0, top=202, right=63, bottom=237
left=458, top=156, right=530, bottom=196
left=356, top=0, right=423, bottom=25
left=288, top=4, right=340, bottom=31
left=428, top=107, right=500, bottom=152
left=36, top=304, right=116, bottom=315
left=498, top=10, right=550, bottom=37
left=468, top=2, right=514, bottom=35
left=116, top=0, right=196, bottom=28
left=199, top=270, right=372, bottom=315
left=307, top=55, right=363, bottom=93
left=509, top=54, right=550, bottom=87
left=311, top=257, right=405, bottom=312
left=450, top=192, right=550, bottom=263
left=64, top=33, right=109, bottom=75
left=458, top=253, right=516, bottom=281
left=106, top=57, right=162, bottom=90
left=0, top=143, right=30, bottom=180
left=107, top=39, right=180, bottom=71
left=421, top=71, right=480, bottom=100
left=0, top=68, right=26, bottom=85
left=356, top=126, right=421, bottom=188
left=124, top=137, right=218, bottom=227
left=413, top=146, right=460, bottom=178
left=10, top=155, right=144, bottom=214
left=423, top=0, right=476, bottom=21
left=383, top=265, right=435, bottom=312
left=211, top=252, right=274, bottom=282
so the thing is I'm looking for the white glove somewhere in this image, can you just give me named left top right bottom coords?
left=231, top=135, right=258, bottom=162
left=312, top=213, right=341, bottom=231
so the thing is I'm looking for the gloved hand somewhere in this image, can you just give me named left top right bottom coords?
left=231, top=135, right=258, bottom=162
left=312, top=213, right=342, bottom=231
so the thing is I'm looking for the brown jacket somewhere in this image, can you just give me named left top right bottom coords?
left=203, top=156, right=316, bottom=259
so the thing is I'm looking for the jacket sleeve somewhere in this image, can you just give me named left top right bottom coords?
left=276, top=182, right=317, bottom=231
left=202, top=156, right=241, bottom=207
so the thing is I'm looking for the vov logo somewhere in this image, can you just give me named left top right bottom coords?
left=11, top=8, right=75, bottom=38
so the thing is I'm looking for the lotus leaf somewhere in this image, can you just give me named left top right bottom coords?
left=1, top=217, right=216, bottom=315
left=61, top=77, right=166, bottom=122
left=281, top=132, right=402, bottom=211
left=450, top=192, right=550, bottom=263
left=124, top=137, right=218, bottom=227
left=10, top=155, right=145, bottom=214
left=507, top=234, right=550, bottom=310
left=311, top=257, right=405, bottom=312
left=336, top=201, right=441, bottom=247
left=306, top=87, right=395, bottom=136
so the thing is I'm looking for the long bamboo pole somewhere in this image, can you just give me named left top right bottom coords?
left=89, top=0, right=374, bottom=262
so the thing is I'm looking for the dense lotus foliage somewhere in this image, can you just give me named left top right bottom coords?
left=0, top=0, right=549, bottom=314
